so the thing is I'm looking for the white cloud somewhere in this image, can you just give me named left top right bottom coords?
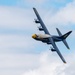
left=0, top=6, right=39, bottom=53
left=22, top=50, right=75, bottom=75
left=46, top=1, right=75, bottom=26
left=0, top=6, right=34, bottom=30
left=0, top=53, right=40, bottom=75
left=0, top=53, right=39, bottom=68
left=0, top=34, right=36, bottom=53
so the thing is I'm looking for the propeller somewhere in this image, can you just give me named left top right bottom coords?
left=50, top=47, right=56, bottom=52
left=34, top=19, right=40, bottom=23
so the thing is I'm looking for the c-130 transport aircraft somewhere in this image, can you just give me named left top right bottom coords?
left=32, top=8, right=72, bottom=63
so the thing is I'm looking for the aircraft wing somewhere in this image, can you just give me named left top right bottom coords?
left=49, top=38, right=66, bottom=63
left=33, top=8, right=50, bottom=35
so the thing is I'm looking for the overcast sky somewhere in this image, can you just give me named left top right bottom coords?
left=0, top=0, right=75, bottom=75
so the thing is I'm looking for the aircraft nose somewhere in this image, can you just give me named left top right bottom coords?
left=32, top=34, right=37, bottom=39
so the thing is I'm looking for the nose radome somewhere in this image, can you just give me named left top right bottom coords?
left=32, top=34, right=37, bottom=39
left=32, top=34, right=34, bottom=38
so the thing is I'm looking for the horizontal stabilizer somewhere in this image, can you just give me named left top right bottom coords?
left=63, top=40, right=70, bottom=49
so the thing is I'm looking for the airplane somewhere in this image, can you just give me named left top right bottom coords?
left=32, top=7, right=72, bottom=63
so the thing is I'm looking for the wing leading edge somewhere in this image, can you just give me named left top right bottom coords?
left=33, top=7, right=66, bottom=63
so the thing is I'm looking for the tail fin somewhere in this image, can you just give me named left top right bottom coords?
left=56, top=28, right=72, bottom=49
left=56, top=28, right=62, bottom=36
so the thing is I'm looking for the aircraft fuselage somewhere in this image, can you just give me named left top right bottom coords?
left=32, top=34, right=62, bottom=44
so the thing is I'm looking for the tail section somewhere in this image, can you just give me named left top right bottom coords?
left=61, top=31, right=72, bottom=40
left=56, top=28, right=72, bottom=49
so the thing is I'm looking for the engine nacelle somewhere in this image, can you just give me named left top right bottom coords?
left=47, top=42, right=51, bottom=44
left=35, top=20, right=40, bottom=23
left=39, top=27, right=44, bottom=31
left=51, top=48, right=56, bottom=52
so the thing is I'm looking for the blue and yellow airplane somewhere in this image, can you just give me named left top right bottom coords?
left=32, top=8, right=72, bottom=63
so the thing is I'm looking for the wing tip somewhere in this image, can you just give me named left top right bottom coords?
left=64, top=61, right=67, bottom=64
left=33, top=7, right=36, bottom=10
